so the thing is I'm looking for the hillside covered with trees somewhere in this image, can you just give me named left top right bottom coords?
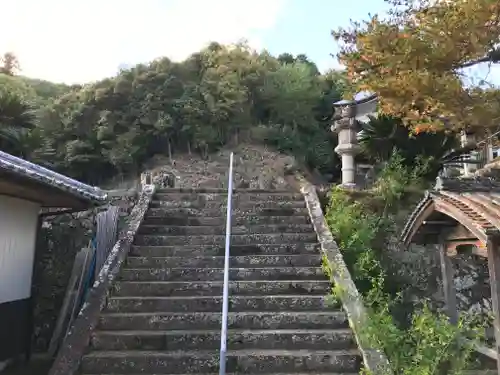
left=0, top=44, right=347, bottom=184
left=3, top=1, right=500, bottom=373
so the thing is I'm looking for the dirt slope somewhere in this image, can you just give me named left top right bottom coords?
left=145, top=144, right=298, bottom=190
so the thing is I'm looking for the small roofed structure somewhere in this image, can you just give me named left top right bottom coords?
left=0, top=150, right=107, bottom=370
left=401, top=176, right=500, bottom=373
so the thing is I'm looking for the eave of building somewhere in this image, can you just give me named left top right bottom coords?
left=400, top=177, right=500, bottom=256
left=0, top=150, right=107, bottom=209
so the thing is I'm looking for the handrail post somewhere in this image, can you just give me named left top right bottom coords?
left=219, top=152, right=234, bottom=375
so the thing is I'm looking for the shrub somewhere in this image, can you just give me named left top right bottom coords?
left=325, top=152, right=481, bottom=375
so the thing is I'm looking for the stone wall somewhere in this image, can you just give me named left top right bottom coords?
left=31, top=189, right=138, bottom=352
left=320, top=190, right=493, bottom=328
left=381, top=218, right=492, bottom=333
left=451, top=254, right=491, bottom=316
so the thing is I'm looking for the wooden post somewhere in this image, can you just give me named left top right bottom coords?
left=439, top=241, right=458, bottom=325
left=487, top=235, right=500, bottom=374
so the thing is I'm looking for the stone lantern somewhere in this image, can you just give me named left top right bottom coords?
left=460, top=130, right=479, bottom=177
left=331, top=92, right=378, bottom=188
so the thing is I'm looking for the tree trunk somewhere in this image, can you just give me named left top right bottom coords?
left=167, top=138, right=172, bottom=164
left=234, top=129, right=239, bottom=145
left=202, top=144, right=209, bottom=160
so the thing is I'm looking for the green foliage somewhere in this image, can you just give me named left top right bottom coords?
left=0, top=90, right=39, bottom=156
left=325, top=153, right=481, bottom=375
left=359, top=114, right=460, bottom=180
left=277, top=53, right=320, bottom=75
left=0, top=73, right=38, bottom=99
left=0, top=43, right=345, bottom=183
left=326, top=187, right=382, bottom=293
left=18, top=77, right=74, bottom=105
left=0, top=52, right=20, bottom=76
left=363, top=295, right=478, bottom=375
left=372, top=151, right=430, bottom=210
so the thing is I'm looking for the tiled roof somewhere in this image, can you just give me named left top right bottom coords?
left=434, top=176, right=500, bottom=192
left=400, top=177, right=500, bottom=246
left=0, top=150, right=107, bottom=203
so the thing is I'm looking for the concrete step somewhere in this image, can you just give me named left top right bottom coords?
left=149, top=200, right=306, bottom=210
left=155, top=188, right=296, bottom=194
left=99, top=311, right=349, bottom=331
left=154, top=192, right=304, bottom=202
left=112, top=280, right=330, bottom=297
left=130, top=243, right=320, bottom=257
left=133, top=233, right=318, bottom=246
left=145, top=206, right=308, bottom=218
left=81, top=349, right=361, bottom=374
left=119, top=267, right=325, bottom=282
left=137, top=224, right=314, bottom=235
left=91, top=328, right=356, bottom=351
left=106, top=295, right=339, bottom=313
left=126, top=255, right=321, bottom=269
left=82, top=372, right=358, bottom=375
left=142, top=215, right=311, bottom=226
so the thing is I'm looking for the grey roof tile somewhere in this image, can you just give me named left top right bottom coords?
left=0, top=150, right=107, bottom=203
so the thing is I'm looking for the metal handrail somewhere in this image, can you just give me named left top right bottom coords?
left=219, top=152, right=234, bottom=375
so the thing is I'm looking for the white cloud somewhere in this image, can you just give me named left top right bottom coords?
left=0, top=0, right=287, bottom=84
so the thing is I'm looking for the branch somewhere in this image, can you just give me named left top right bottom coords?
left=455, top=49, right=500, bottom=69
left=346, top=48, right=500, bottom=76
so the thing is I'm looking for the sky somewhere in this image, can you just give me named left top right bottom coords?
left=1, top=0, right=499, bottom=86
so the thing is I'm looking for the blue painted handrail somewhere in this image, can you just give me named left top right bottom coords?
left=219, top=152, right=234, bottom=375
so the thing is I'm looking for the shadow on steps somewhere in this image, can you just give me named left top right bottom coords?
left=2, top=357, right=52, bottom=375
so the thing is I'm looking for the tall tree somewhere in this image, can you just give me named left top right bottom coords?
left=333, top=0, right=500, bottom=134
left=0, top=52, right=21, bottom=76
left=277, top=53, right=320, bottom=75
left=0, top=91, right=38, bottom=155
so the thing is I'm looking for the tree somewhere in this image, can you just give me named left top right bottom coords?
left=0, top=73, right=37, bottom=99
left=1, top=41, right=347, bottom=183
left=359, top=114, right=469, bottom=179
left=0, top=91, right=38, bottom=155
left=333, top=0, right=500, bottom=134
left=0, top=52, right=20, bottom=76
left=258, top=62, right=340, bottom=173
left=277, top=53, right=320, bottom=75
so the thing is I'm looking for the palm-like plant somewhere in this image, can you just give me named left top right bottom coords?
left=0, top=91, right=38, bottom=155
left=358, top=115, right=410, bottom=162
left=359, top=114, right=467, bottom=179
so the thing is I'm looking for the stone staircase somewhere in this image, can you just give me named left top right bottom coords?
left=80, top=188, right=362, bottom=374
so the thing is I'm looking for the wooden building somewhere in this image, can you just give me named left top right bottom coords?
left=0, top=150, right=107, bottom=369
left=401, top=176, right=500, bottom=373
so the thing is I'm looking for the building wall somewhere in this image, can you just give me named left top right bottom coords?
left=0, top=195, right=40, bottom=304
left=0, top=194, right=40, bottom=364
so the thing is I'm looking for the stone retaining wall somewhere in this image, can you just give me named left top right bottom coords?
left=31, top=189, right=138, bottom=352
left=298, top=177, right=392, bottom=375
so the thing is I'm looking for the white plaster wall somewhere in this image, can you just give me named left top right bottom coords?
left=0, top=195, right=40, bottom=304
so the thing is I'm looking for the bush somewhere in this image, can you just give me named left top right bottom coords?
left=325, top=152, right=482, bottom=375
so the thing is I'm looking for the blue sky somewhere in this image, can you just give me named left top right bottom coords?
left=261, top=0, right=392, bottom=72
left=1, top=0, right=498, bottom=85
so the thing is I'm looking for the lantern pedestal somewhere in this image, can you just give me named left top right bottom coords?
left=331, top=93, right=377, bottom=189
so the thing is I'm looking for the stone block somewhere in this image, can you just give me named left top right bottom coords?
left=118, top=266, right=325, bottom=282
left=81, top=349, right=362, bottom=374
